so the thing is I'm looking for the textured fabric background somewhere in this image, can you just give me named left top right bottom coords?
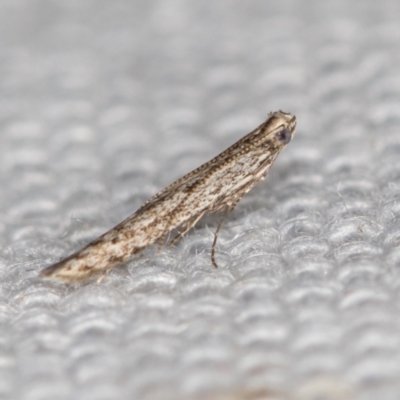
left=1, top=1, right=400, bottom=399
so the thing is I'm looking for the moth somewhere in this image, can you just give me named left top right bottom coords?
left=41, top=110, right=297, bottom=282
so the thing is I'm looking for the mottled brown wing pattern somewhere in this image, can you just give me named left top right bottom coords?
left=40, top=110, right=296, bottom=282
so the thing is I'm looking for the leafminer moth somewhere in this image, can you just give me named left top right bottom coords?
left=41, top=110, right=297, bottom=282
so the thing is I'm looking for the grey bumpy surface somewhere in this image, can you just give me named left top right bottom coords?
left=1, top=1, right=400, bottom=399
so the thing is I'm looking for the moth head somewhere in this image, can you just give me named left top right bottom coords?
left=266, top=111, right=296, bottom=146
left=267, top=110, right=297, bottom=147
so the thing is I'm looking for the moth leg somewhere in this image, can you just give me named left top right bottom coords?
left=211, top=207, right=231, bottom=268
left=170, top=212, right=204, bottom=246
left=96, top=269, right=111, bottom=283
left=156, top=233, right=168, bottom=253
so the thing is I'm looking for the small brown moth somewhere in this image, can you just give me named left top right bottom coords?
left=41, top=110, right=296, bottom=282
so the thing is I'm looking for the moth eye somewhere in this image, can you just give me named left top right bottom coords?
left=275, top=128, right=292, bottom=144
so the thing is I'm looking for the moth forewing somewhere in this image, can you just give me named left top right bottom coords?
left=40, top=110, right=296, bottom=282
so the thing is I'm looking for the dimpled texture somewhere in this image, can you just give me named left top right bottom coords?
left=1, top=1, right=400, bottom=399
